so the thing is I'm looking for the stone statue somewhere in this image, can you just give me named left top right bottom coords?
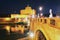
left=49, top=9, right=53, bottom=18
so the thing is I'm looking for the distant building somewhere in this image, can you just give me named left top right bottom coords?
left=11, top=14, right=28, bottom=18
left=20, top=5, right=36, bottom=15
left=11, top=5, right=36, bottom=18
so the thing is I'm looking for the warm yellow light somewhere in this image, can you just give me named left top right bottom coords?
left=5, top=18, right=11, bottom=21
left=5, top=26, right=10, bottom=32
left=20, top=6, right=36, bottom=15
left=11, top=14, right=28, bottom=18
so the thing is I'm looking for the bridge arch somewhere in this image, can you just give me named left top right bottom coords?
left=35, top=30, right=47, bottom=40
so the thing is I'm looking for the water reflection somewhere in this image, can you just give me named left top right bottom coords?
left=0, top=24, right=29, bottom=40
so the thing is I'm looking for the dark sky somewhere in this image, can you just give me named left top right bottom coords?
left=0, top=0, right=60, bottom=16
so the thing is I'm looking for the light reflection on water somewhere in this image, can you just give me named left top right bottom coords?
left=0, top=25, right=27, bottom=40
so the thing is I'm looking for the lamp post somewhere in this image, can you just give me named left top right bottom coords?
left=39, top=6, right=43, bottom=17
left=39, top=6, right=43, bottom=11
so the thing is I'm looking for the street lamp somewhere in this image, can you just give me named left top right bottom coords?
left=39, top=6, right=43, bottom=17
left=27, top=31, right=34, bottom=38
left=39, top=6, right=43, bottom=11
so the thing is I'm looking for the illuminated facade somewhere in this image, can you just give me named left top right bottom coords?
left=0, top=6, right=60, bottom=40
left=29, top=17, right=60, bottom=40
left=11, top=5, right=36, bottom=18
left=11, top=14, right=28, bottom=18
left=20, top=5, right=36, bottom=15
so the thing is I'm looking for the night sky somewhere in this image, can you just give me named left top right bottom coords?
left=0, top=0, right=60, bottom=16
